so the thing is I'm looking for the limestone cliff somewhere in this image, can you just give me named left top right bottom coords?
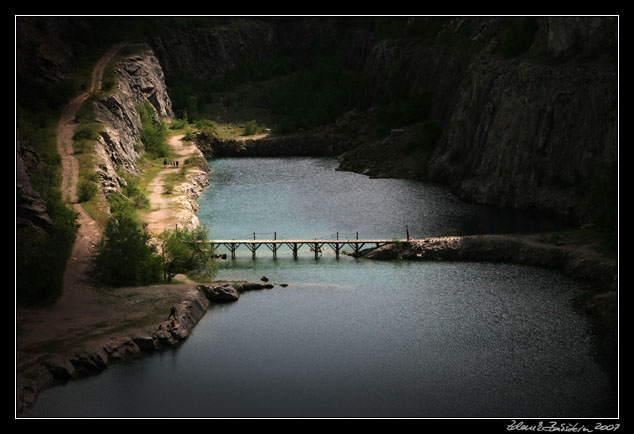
left=91, top=45, right=174, bottom=194
left=158, top=17, right=616, bottom=226
left=340, top=17, right=618, bottom=225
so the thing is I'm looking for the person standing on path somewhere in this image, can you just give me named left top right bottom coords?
left=167, top=305, right=178, bottom=321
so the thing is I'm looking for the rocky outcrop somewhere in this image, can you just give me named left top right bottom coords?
left=198, top=281, right=279, bottom=303
left=16, top=287, right=210, bottom=416
left=92, top=45, right=174, bottom=195
left=354, top=234, right=617, bottom=291
left=16, top=279, right=288, bottom=414
left=149, top=20, right=275, bottom=78
left=16, top=135, right=54, bottom=234
left=342, top=17, right=616, bottom=225
left=199, top=283, right=240, bottom=302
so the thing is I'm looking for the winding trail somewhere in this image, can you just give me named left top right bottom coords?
left=55, top=43, right=127, bottom=310
left=16, top=44, right=195, bottom=367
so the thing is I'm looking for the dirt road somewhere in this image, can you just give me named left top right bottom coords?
left=16, top=44, right=198, bottom=367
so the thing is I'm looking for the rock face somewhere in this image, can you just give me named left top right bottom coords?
left=177, top=17, right=616, bottom=226
left=92, top=45, right=174, bottom=195
left=149, top=20, right=275, bottom=78
left=344, top=17, right=617, bottom=225
left=16, top=135, right=54, bottom=234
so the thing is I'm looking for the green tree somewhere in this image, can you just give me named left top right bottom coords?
left=93, top=211, right=163, bottom=286
left=158, top=225, right=215, bottom=281
left=77, top=179, right=98, bottom=202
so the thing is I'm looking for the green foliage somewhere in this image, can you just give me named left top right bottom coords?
left=77, top=179, right=98, bottom=202
left=93, top=207, right=163, bottom=287
left=72, top=123, right=101, bottom=141
left=169, top=118, right=187, bottom=130
left=158, top=225, right=216, bottom=282
left=16, top=109, right=80, bottom=306
left=137, top=101, right=169, bottom=157
left=120, top=172, right=149, bottom=209
left=243, top=120, right=265, bottom=136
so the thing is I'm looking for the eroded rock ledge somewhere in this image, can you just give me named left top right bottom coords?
left=16, top=281, right=285, bottom=416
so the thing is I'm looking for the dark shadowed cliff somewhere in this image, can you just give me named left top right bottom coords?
left=148, top=16, right=616, bottom=228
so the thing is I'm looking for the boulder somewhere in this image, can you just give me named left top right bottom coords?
left=199, top=284, right=239, bottom=302
left=234, top=282, right=274, bottom=292
left=42, top=354, right=76, bottom=381
left=132, top=335, right=157, bottom=352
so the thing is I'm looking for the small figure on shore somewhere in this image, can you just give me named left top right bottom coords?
left=167, top=305, right=178, bottom=321
left=163, top=159, right=167, bottom=168
left=158, top=324, right=163, bottom=330
left=175, top=160, right=179, bottom=168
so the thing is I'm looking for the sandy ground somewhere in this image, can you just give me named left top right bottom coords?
left=16, top=45, right=200, bottom=368
left=144, top=134, right=201, bottom=235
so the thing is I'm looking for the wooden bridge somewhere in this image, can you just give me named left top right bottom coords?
left=209, top=230, right=411, bottom=259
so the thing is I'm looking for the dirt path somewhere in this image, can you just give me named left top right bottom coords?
left=144, top=134, right=202, bottom=235
left=16, top=44, right=199, bottom=367
left=55, top=42, right=128, bottom=309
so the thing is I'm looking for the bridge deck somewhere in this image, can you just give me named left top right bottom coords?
left=208, top=238, right=410, bottom=259
left=209, top=239, right=408, bottom=244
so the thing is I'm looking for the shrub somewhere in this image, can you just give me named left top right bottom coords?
left=137, top=101, right=169, bottom=157
left=77, top=179, right=98, bottom=202
left=72, top=123, right=101, bottom=141
left=243, top=120, right=262, bottom=136
left=169, top=118, right=187, bottom=130
left=158, top=225, right=216, bottom=281
left=93, top=211, right=163, bottom=287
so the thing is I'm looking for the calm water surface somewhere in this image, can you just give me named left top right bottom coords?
left=22, top=158, right=616, bottom=418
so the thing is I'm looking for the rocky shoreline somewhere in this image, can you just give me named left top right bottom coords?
left=16, top=281, right=285, bottom=416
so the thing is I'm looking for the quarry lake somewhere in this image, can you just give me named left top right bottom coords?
left=23, top=157, right=616, bottom=418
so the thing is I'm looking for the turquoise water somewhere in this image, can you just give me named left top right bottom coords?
left=21, top=158, right=615, bottom=418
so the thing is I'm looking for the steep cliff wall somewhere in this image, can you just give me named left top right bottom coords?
left=149, top=20, right=276, bottom=78
left=150, top=17, right=616, bottom=226
left=344, top=17, right=618, bottom=225
left=91, top=46, right=174, bottom=194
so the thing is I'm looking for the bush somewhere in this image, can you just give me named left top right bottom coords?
left=77, top=179, right=98, bottom=202
left=137, top=101, right=169, bottom=157
left=72, top=123, right=101, bottom=141
left=169, top=118, right=187, bottom=130
left=158, top=225, right=216, bottom=281
left=93, top=210, right=163, bottom=287
left=243, top=120, right=264, bottom=136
